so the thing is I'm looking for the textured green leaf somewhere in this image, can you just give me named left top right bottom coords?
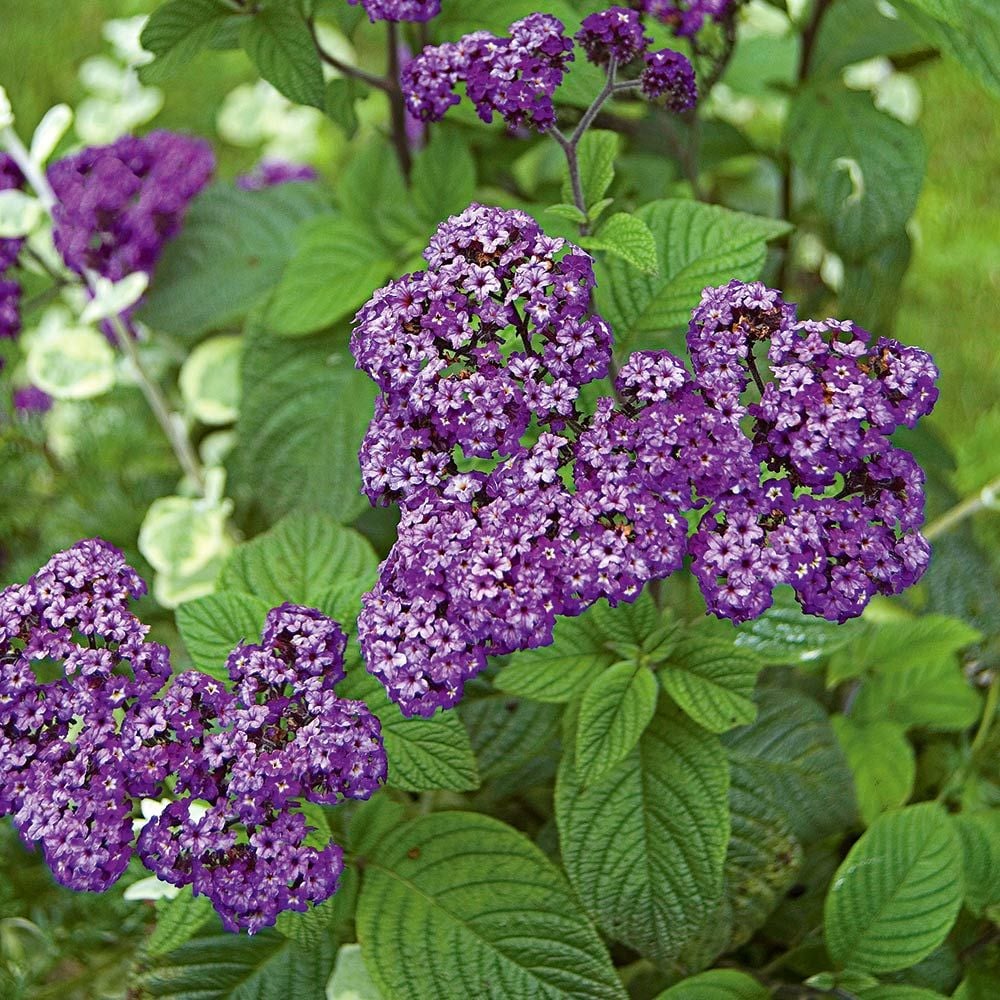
left=656, top=969, right=769, bottom=1000
left=357, top=812, right=626, bottom=1000
left=139, top=183, right=328, bottom=337
left=241, top=6, right=325, bottom=109
left=139, top=0, right=234, bottom=83
left=325, top=77, right=365, bottom=138
left=266, top=216, right=393, bottom=335
left=340, top=670, right=479, bottom=793
left=142, top=929, right=336, bottom=999
left=857, top=987, right=949, bottom=1000
left=148, top=888, right=216, bottom=957
left=231, top=326, right=376, bottom=524
left=327, top=944, right=384, bottom=1000
left=563, top=130, right=619, bottom=210
left=556, top=699, right=730, bottom=966
left=832, top=716, right=915, bottom=825
left=411, top=129, right=477, bottom=226
left=175, top=591, right=271, bottom=677
left=595, top=199, right=790, bottom=352
left=725, top=760, right=803, bottom=949
left=825, top=803, right=963, bottom=973
left=582, top=213, right=659, bottom=274
left=220, top=511, right=378, bottom=607
left=576, top=661, right=658, bottom=780
left=953, top=812, right=1000, bottom=917
left=723, top=686, right=856, bottom=843
left=660, top=635, right=761, bottom=734
left=787, top=88, right=926, bottom=260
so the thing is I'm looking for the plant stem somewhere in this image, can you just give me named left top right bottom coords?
left=386, top=22, right=413, bottom=180
left=1, top=124, right=206, bottom=495
left=308, top=18, right=391, bottom=92
left=923, top=475, right=1000, bottom=540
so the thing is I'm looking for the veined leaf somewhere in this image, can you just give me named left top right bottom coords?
left=581, top=213, right=659, bottom=275
left=241, top=6, right=325, bottom=109
left=953, top=811, right=1000, bottom=917
left=139, top=0, right=235, bottom=83
left=411, top=129, right=477, bottom=226
left=175, top=591, right=271, bottom=677
left=357, top=812, right=626, bottom=999
left=824, top=803, right=963, bottom=973
left=832, top=716, right=915, bottom=825
left=562, top=130, right=620, bottom=210
left=148, top=888, right=216, bottom=957
left=655, top=969, right=769, bottom=1000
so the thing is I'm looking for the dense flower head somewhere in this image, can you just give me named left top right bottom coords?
left=348, top=0, right=441, bottom=22
left=641, top=48, right=698, bottom=110
left=576, top=7, right=651, bottom=67
left=0, top=278, right=21, bottom=339
left=236, top=159, right=318, bottom=191
left=48, top=131, right=214, bottom=282
left=352, top=214, right=939, bottom=713
left=0, top=540, right=170, bottom=892
left=630, top=0, right=735, bottom=37
left=403, top=14, right=574, bottom=131
left=0, top=153, right=25, bottom=274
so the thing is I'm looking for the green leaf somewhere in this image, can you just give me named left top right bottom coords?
left=327, top=944, right=383, bottom=1000
left=139, top=0, right=234, bottom=83
left=175, top=591, right=271, bottom=677
left=824, top=803, right=963, bottom=973
left=832, top=716, right=916, bottom=825
left=656, top=969, right=769, bottom=1000
left=596, top=199, right=790, bottom=353
left=953, top=811, right=1000, bottom=917
left=725, top=760, right=803, bottom=949
left=325, top=77, right=365, bottom=137
left=220, top=511, right=378, bottom=607
left=563, top=130, right=620, bottom=210
left=231, top=326, right=376, bottom=524
left=582, top=213, right=659, bottom=274
left=179, top=333, right=242, bottom=425
left=357, top=811, right=625, bottom=1000
left=545, top=202, right=588, bottom=224
left=787, top=87, right=926, bottom=260
left=576, top=661, right=658, bottom=781
left=411, top=129, right=477, bottom=226
left=723, top=686, right=856, bottom=844
left=142, top=928, right=336, bottom=999
left=148, top=888, right=216, bottom=957
left=660, top=635, right=761, bottom=734
left=556, top=698, right=730, bottom=967
left=898, top=0, right=1000, bottom=98
left=266, top=216, right=393, bottom=336
left=852, top=656, right=981, bottom=731
left=139, top=182, right=328, bottom=338
left=340, top=670, right=479, bottom=793
left=241, top=6, right=325, bottom=109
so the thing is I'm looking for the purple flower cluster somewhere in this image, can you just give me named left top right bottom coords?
left=12, top=385, right=53, bottom=414
left=402, top=14, right=575, bottom=131
left=630, top=0, right=735, bottom=37
left=236, top=159, right=318, bottom=191
left=0, top=154, right=25, bottom=340
left=576, top=7, right=651, bottom=67
left=641, top=48, right=698, bottom=111
left=351, top=209, right=939, bottom=716
left=48, top=131, right=214, bottom=282
left=348, top=0, right=440, bottom=22
left=0, top=543, right=386, bottom=933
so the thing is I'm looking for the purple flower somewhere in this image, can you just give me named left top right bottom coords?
left=349, top=0, right=441, bottom=22
left=0, top=279, right=21, bottom=340
left=630, top=0, right=735, bottom=37
left=12, top=385, right=53, bottom=413
left=0, top=153, right=25, bottom=274
left=641, top=48, right=698, bottom=111
left=48, top=131, right=215, bottom=282
left=576, top=7, right=651, bottom=67
left=236, top=159, right=318, bottom=191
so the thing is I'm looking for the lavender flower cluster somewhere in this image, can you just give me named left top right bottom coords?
left=402, top=8, right=697, bottom=132
left=48, top=131, right=214, bottom=283
left=631, top=0, right=735, bottom=37
left=0, top=153, right=25, bottom=340
left=236, top=159, right=318, bottom=191
left=352, top=208, right=938, bottom=717
left=348, top=0, right=440, bottom=22
left=0, top=542, right=386, bottom=933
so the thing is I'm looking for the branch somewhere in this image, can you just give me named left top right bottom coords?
left=308, top=18, right=391, bottom=92
left=386, top=22, right=414, bottom=180
left=923, top=475, right=1000, bottom=541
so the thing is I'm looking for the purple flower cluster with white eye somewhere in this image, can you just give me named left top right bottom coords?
left=402, top=14, right=575, bottom=131
left=641, top=48, right=698, bottom=110
left=0, top=540, right=171, bottom=892
left=576, top=7, right=651, bottom=67
left=351, top=209, right=939, bottom=715
left=138, top=604, right=386, bottom=934
left=630, top=0, right=735, bottom=37
left=48, top=131, right=214, bottom=282
left=348, top=0, right=440, bottom=22
left=0, top=154, right=25, bottom=340
left=0, top=543, right=386, bottom=933
left=236, top=159, right=318, bottom=191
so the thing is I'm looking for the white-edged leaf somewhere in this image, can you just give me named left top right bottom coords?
left=556, top=698, right=730, bottom=966
left=825, top=802, right=963, bottom=973
left=80, top=272, right=150, bottom=323
left=357, top=812, right=625, bottom=1000
left=179, top=333, right=242, bottom=425
left=29, top=103, right=73, bottom=166
left=25, top=317, right=115, bottom=400
left=0, top=189, right=44, bottom=238
left=175, top=591, right=271, bottom=678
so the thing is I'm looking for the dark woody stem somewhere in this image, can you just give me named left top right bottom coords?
left=386, top=22, right=414, bottom=180
left=308, top=18, right=391, bottom=92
